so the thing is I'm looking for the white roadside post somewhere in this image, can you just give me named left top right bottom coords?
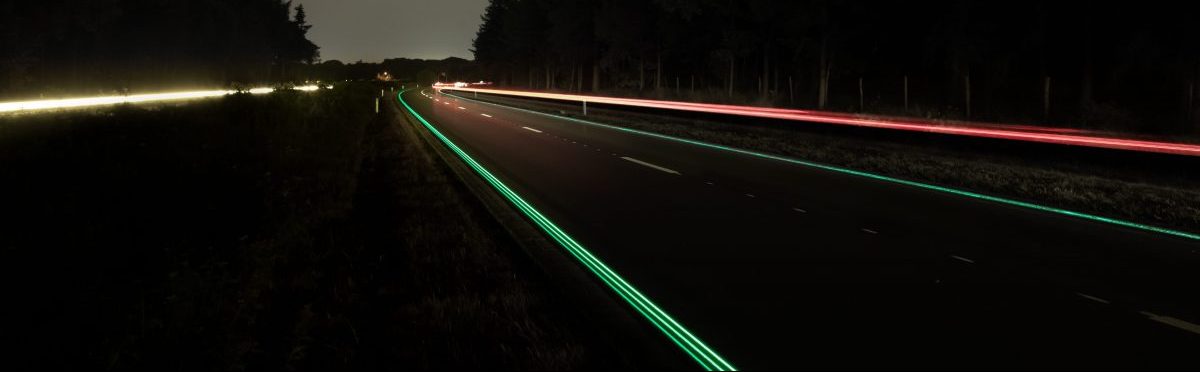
left=375, top=97, right=380, bottom=114
left=583, top=100, right=587, bottom=116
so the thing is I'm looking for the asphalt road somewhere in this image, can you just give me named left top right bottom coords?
left=401, top=89, right=1200, bottom=370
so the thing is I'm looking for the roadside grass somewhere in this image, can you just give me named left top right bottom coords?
left=458, top=93, right=1200, bottom=234
left=0, top=84, right=618, bottom=370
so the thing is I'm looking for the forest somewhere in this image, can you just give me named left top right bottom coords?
left=0, top=0, right=320, bottom=99
left=472, top=0, right=1200, bottom=133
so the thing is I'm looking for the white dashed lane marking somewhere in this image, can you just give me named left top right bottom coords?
left=521, top=126, right=543, bottom=133
left=950, top=255, right=975, bottom=264
left=1076, top=293, right=1111, bottom=304
left=621, top=157, right=681, bottom=175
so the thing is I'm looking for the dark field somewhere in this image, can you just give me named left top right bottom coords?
left=0, top=85, right=621, bottom=370
left=454, top=92, right=1200, bottom=235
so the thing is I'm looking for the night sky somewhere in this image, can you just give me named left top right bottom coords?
left=296, top=0, right=488, bottom=63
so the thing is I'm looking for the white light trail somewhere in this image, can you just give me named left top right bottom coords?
left=0, top=85, right=321, bottom=113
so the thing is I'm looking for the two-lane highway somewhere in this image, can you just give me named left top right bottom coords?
left=400, top=89, right=1200, bottom=370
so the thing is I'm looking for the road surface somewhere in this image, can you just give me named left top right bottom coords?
left=399, top=89, right=1200, bottom=370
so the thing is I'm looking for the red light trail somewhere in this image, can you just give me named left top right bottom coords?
left=437, top=86, right=1200, bottom=157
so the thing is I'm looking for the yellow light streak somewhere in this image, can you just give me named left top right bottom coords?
left=0, top=85, right=321, bottom=113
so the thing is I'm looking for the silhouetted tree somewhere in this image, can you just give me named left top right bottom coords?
left=0, top=0, right=320, bottom=98
left=472, top=0, right=514, bottom=85
left=290, top=4, right=320, bottom=64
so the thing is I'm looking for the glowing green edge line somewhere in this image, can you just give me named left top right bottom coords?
left=402, top=91, right=729, bottom=371
left=446, top=91, right=1200, bottom=242
left=398, top=90, right=737, bottom=371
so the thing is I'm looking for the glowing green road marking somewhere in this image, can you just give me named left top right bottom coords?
left=398, top=90, right=737, bottom=371
left=446, top=92, right=1200, bottom=242
left=403, top=91, right=729, bottom=370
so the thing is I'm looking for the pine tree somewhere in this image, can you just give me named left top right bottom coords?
left=291, top=4, right=319, bottom=64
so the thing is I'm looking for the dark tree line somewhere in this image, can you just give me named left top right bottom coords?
left=472, top=0, right=1200, bottom=133
left=0, top=0, right=319, bottom=99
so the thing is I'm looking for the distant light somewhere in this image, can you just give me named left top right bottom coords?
left=247, top=88, right=273, bottom=94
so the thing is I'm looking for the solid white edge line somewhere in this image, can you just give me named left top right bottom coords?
left=621, top=157, right=682, bottom=175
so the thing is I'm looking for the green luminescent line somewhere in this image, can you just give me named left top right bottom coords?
left=398, top=90, right=737, bottom=371
left=404, top=91, right=728, bottom=370
left=446, top=91, right=1200, bottom=242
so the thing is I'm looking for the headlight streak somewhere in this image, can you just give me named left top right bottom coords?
left=444, top=91, right=1200, bottom=242
left=0, top=85, right=322, bottom=113
left=439, top=87, right=1200, bottom=157
left=397, top=90, right=737, bottom=371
